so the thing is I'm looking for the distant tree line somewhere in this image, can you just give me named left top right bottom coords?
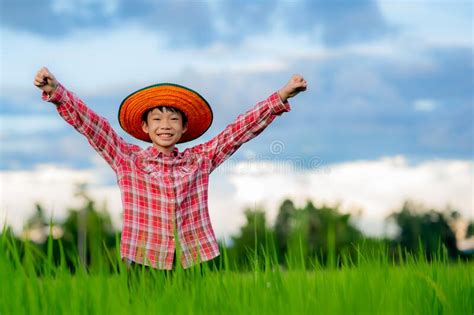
left=225, top=199, right=469, bottom=270
left=1, top=185, right=472, bottom=273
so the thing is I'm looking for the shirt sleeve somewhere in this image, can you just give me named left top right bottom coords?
left=192, top=91, right=291, bottom=173
left=42, top=83, right=131, bottom=171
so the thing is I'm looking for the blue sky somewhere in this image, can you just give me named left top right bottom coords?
left=1, top=0, right=472, bottom=169
left=0, top=0, right=472, bottom=238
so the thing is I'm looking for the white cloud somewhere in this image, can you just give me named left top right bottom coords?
left=0, top=162, right=122, bottom=232
left=0, top=165, right=99, bottom=231
left=1, top=156, right=472, bottom=241
left=52, top=0, right=119, bottom=17
left=0, top=24, right=297, bottom=103
left=378, top=0, right=472, bottom=47
left=0, top=114, right=65, bottom=137
left=413, top=99, right=438, bottom=112
left=224, top=155, right=473, bottom=237
left=2, top=7, right=463, bottom=108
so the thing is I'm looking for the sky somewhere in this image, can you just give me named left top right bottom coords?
left=0, top=0, right=473, bottom=240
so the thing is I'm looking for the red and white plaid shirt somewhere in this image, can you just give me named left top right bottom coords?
left=44, top=84, right=291, bottom=269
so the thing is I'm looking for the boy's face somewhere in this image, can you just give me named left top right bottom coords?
left=141, top=108, right=188, bottom=152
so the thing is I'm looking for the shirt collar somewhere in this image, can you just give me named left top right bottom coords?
left=144, top=145, right=180, bottom=158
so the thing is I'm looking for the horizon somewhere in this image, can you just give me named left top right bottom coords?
left=1, top=0, right=472, bottom=240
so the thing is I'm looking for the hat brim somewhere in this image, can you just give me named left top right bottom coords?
left=119, top=83, right=213, bottom=143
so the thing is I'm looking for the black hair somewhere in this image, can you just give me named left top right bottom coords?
left=141, top=106, right=188, bottom=128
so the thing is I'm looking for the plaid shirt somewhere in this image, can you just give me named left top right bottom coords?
left=43, top=84, right=291, bottom=269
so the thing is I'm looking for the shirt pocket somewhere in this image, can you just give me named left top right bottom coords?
left=178, top=155, right=200, bottom=176
left=133, top=156, right=165, bottom=175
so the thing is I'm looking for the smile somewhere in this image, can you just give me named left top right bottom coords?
left=158, top=133, right=174, bottom=139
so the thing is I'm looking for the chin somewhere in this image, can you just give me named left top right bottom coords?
left=154, top=139, right=178, bottom=147
left=151, top=134, right=183, bottom=147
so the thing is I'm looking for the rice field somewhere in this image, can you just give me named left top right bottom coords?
left=1, top=233, right=472, bottom=315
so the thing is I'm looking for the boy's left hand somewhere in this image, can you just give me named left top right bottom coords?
left=278, top=74, right=308, bottom=103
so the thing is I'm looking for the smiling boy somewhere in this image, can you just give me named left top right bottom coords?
left=34, top=67, right=307, bottom=270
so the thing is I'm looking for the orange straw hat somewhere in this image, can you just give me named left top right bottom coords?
left=118, top=83, right=213, bottom=143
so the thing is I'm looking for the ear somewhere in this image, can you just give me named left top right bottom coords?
left=182, top=125, right=188, bottom=134
left=141, top=121, right=149, bottom=134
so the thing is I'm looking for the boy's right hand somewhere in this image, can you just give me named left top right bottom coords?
left=34, top=67, right=58, bottom=95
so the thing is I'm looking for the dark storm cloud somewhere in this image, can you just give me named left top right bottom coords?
left=0, top=0, right=115, bottom=35
left=1, top=0, right=392, bottom=47
left=281, top=0, right=393, bottom=46
left=0, top=0, right=215, bottom=46
left=214, top=0, right=277, bottom=43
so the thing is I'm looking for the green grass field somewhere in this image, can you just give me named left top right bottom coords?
left=1, top=234, right=472, bottom=315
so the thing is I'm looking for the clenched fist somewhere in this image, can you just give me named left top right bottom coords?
left=34, top=67, right=58, bottom=95
left=278, top=74, right=308, bottom=103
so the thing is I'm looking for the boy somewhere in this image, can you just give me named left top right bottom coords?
left=34, top=67, right=307, bottom=270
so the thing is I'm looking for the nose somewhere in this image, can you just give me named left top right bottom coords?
left=158, top=121, right=172, bottom=129
left=156, top=116, right=175, bottom=130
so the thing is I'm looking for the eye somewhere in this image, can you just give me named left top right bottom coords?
left=153, top=118, right=161, bottom=120
left=171, top=117, right=179, bottom=120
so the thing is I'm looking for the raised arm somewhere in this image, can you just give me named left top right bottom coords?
left=193, top=74, right=308, bottom=173
left=34, top=67, right=131, bottom=171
